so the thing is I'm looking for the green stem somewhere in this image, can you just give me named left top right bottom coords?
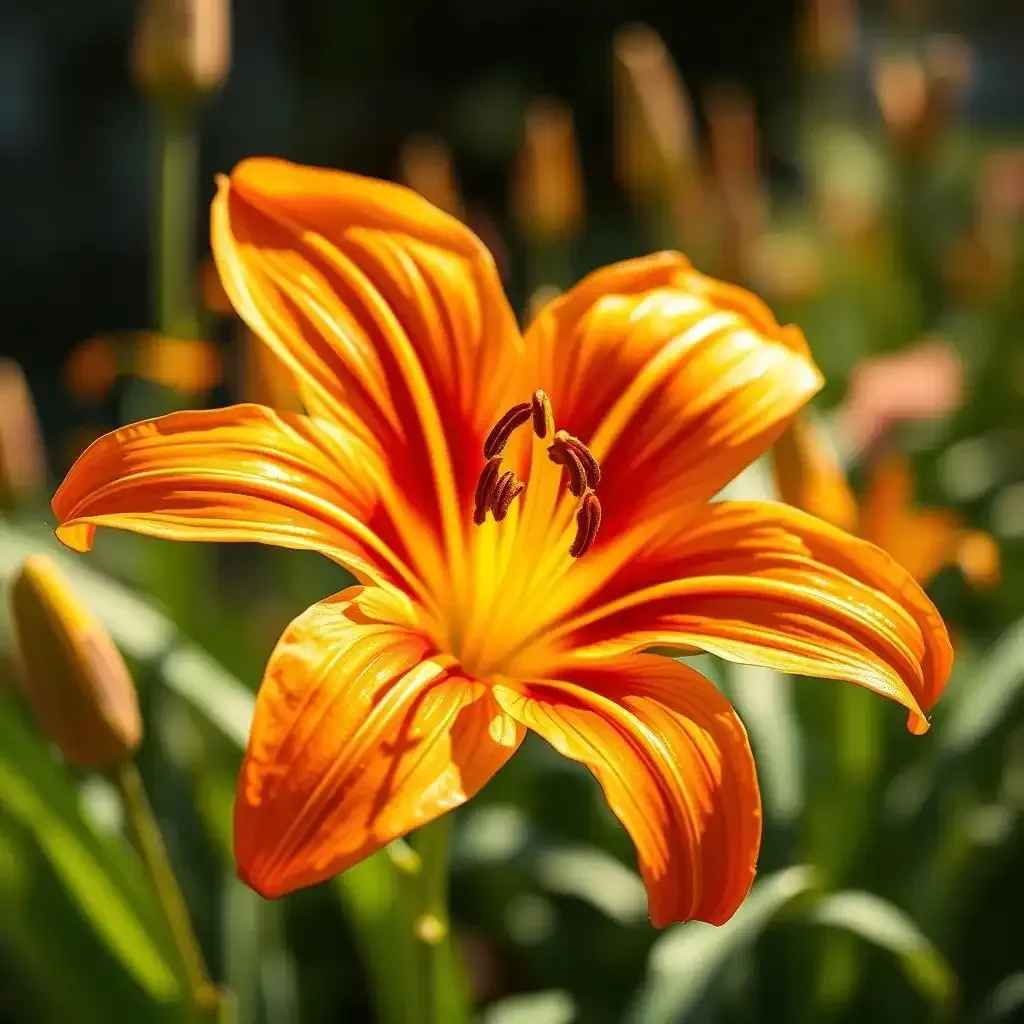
left=410, top=815, right=465, bottom=1024
left=155, top=101, right=198, bottom=339
left=112, top=762, right=219, bottom=1021
left=335, top=845, right=424, bottom=1024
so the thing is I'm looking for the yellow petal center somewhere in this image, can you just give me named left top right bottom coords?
left=438, top=390, right=604, bottom=679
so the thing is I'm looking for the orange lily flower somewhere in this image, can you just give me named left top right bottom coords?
left=773, top=415, right=1000, bottom=590
left=52, top=159, right=951, bottom=926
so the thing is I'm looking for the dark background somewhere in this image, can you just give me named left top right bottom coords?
left=3, top=0, right=794, bottom=390
left=4, top=0, right=1023, bottom=424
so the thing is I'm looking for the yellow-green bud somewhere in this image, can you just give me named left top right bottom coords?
left=9, top=555, right=142, bottom=767
left=131, top=0, right=231, bottom=102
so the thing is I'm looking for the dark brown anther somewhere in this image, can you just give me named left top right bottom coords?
left=490, top=470, right=515, bottom=516
left=548, top=442, right=587, bottom=497
left=484, top=403, right=531, bottom=459
left=491, top=471, right=525, bottom=522
left=473, top=456, right=503, bottom=525
left=531, top=390, right=553, bottom=439
left=569, top=491, right=602, bottom=558
left=556, top=430, right=601, bottom=489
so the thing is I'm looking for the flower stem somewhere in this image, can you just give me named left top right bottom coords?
left=112, top=761, right=221, bottom=1021
left=155, top=100, right=198, bottom=339
left=410, top=814, right=469, bottom=1024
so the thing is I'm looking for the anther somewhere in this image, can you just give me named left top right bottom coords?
left=531, top=390, right=554, bottom=439
left=491, top=470, right=525, bottom=522
left=473, top=456, right=503, bottom=525
left=483, top=403, right=531, bottom=459
left=555, top=430, right=601, bottom=489
left=569, top=491, right=602, bottom=558
left=548, top=442, right=587, bottom=498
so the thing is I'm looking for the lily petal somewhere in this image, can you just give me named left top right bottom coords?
left=236, top=587, right=522, bottom=897
left=493, top=654, right=761, bottom=926
left=771, top=414, right=858, bottom=533
left=558, top=502, right=952, bottom=734
left=859, top=454, right=961, bottom=585
left=212, top=158, right=525, bottom=588
left=51, top=404, right=423, bottom=596
left=523, top=252, right=822, bottom=541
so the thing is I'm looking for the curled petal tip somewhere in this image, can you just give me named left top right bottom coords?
left=54, top=522, right=96, bottom=553
left=908, top=710, right=931, bottom=735
left=235, top=859, right=285, bottom=901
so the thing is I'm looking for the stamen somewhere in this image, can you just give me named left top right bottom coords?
left=569, top=491, right=602, bottom=558
left=475, top=389, right=601, bottom=559
left=491, top=471, right=525, bottom=522
left=531, top=389, right=554, bottom=439
left=483, top=403, right=531, bottom=459
left=555, top=430, right=601, bottom=488
left=548, top=442, right=587, bottom=497
left=473, top=456, right=503, bottom=525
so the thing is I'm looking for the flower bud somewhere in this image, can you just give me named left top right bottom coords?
left=612, top=25, right=695, bottom=202
left=705, top=82, right=759, bottom=196
left=131, top=0, right=231, bottom=102
left=798, top=0, right=856, bottom=72
left=873, top=35, right=973, bottom=165
left=65, top=338, right=121, bottom=404
left=399, top=136, right=466, bottom=221
left=511, top=98, right=584, bottom=242
left=956, top=530, right=1001, bottom=591
left=0, top=360, right=46, bottom=509
left=9, top=555, right=141, bottom=767
left=138, top=334, right=221, bottom=394
left=772, top=414, right=858, bottom=533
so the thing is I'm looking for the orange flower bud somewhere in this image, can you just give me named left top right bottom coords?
left=512, top=99, right=584, bottom=242
left=0, top=360, right=46, bottom=508
left=612, top=25, right=695, bottom=201
left=398, top=136, right=466, bottom=221
left=9, top=555, right=141, bottom=767
left=138, top=335, right=222, bottom=394
left=131, top=0, right=231, bottom=101
left=65, top=337, right=121, bottom=403
left=873, top=35, right=973, bottom=165
left=798, top=0, right=856, bottom=72
left=956, top=530, right=1001, bottom=591
left=705, top=82, right=759, bottom=196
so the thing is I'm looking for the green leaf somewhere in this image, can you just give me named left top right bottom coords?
left=334, top=850, right=424, bottom=1024
left=455, top=806, right=647, bottom=925
left=627, top=866, right=817, bottom=1024
left=480, top=990, right=577, bottom=1024
left=807, top=891, right=955, bottom=1009
left=0, top=694, right=181, bottom=1011
left=533, top=845, right=647, bottom=926
left=159, top=643, right=254, bottom=748
left=724, top=664, right=804, bottom=825
left=979, top=972, right=1024, bottom=1022
left=940, top=618, right=1024, bottom=758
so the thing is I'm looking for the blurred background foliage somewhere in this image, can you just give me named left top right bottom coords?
left=2, top=0, right=1024, bottom=1021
